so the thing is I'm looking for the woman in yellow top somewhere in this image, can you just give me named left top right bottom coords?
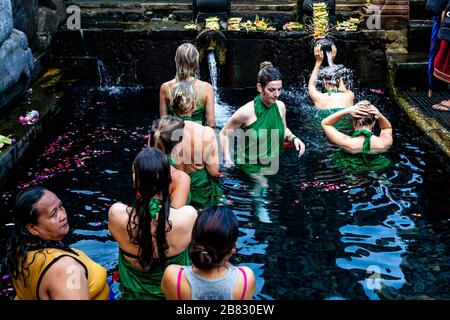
left=5, top=186, right=111, bottom=300
left=159, top=43, right=216, bottom=128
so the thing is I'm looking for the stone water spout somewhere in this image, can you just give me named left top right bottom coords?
left=0, top=0, right=34, bottom=108
left=196, top=29, right=227, bottom=66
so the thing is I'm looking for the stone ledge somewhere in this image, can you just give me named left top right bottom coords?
left=0, top=68, right=79, bottom=187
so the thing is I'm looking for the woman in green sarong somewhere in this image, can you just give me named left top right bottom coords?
left=321, top=101, right=393, bottom=172
left=220, top=61, right=306, bottom=176
left=308, top=45, right=355, bottom=131
left=159, top=43, right=216, bottom=128
left=108, top=148, right=197, bottom=299
left=169, top=81, right=223, bottom=209
left=220, top=62, right=305, bottom=223
left=148, top=116, right=191, bottom=208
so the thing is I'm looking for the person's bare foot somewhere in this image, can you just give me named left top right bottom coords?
left=432, top=100, right=450, bottom=111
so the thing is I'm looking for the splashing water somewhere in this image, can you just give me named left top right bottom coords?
left=326, top=50, right=334, bottom=67
left=207, top=51, right=232, bottom=127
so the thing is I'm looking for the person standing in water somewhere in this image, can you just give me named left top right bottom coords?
left=161, top=206, right=256, bottom=300
left=321, top=101, right=393, bottom=171
left=220, top=61, right=305, bottom=176
left=148, top=115, right=191, bottom=208
left=108, top=148, right=197, bottom=299
left=308, top=45, right=355, bottom=110
left=160, top=43, right=216, bottom=127
left=170, top=81, right=223, bottom=209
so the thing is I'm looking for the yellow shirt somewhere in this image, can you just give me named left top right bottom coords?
left=13, top=247, right=110, bottom=300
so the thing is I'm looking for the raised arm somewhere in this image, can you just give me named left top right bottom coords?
left=367, top=105, right=393, bottom=149
left=308, top=45, right=324, bottom=105
left=204, top=83, right=216, bottom=128
left=321, top=104, right=367, bottom=148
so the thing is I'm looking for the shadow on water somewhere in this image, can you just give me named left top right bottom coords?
left=1, top=81, right=449, bottom=300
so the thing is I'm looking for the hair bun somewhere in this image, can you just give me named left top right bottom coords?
left=260, top=61, right=273, bottom=70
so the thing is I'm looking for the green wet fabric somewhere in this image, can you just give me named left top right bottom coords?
left=237, top=96, right=285, bottom=175
left=332, top=129, right=391, bottom=172
left=327, top=88, right=340, bottom=95
left=188, top=167, right=223, bottom=208
left=118, top=247, right=190, bottom=300
left=168, top=156, right=191, bottom=205
left=316, top=108, right=354, bottom=131
left=148, top=198, right=161, bottom=219
left=166, top=82, right=207, bottom=125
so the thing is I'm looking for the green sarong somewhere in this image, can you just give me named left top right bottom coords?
left=316, top=108, right=354, bottom=131
left=332, top=129, right=391, bottom=172
left=237, top=96, right=285, bottom=175
left=188, top=168, right=223, bottom=208
left=118, top=247, right=190, bottom=300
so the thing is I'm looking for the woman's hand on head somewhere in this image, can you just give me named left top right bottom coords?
left=349, top=103, right=369, bottom=118
left=314, top=45, right=324, bottom=63
left=366, top=105, right=381, bottom=119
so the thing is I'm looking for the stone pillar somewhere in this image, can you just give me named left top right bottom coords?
left=10, top=0, right=38, bottom=50
left=0, top=0, right=34, bottom=106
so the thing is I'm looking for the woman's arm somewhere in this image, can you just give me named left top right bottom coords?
left=161, top=264, right=189, bottom=300
left=40, top=256, right=90, bottom=300
left=279, top=101, right=305, bottom=157
left=219, top=106, right=249, bottom=166
left=308, top=46, right=324, bottom=105
left=170, top=171, right=191, bottom=208
left=159, top=82, right=169, bottom=116
left=321, top=105, right=367, bottom=147
left=204, top=83, right=216, bottom=128
left=204, top=127, right=219, bottom=177
left=367, top=105, right=393, bottom=149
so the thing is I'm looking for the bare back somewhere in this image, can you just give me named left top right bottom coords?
left=108, top=203, right=197, bottom=269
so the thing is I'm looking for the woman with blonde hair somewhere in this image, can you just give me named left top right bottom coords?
left=160, top=43, right=216, bottom=127
left=148, top=115, right=191, bottom=208
left=169, top=80, right=223, bottom=209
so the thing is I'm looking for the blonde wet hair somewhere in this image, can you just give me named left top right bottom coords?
left=175, top=43, right=200, bottom=80
left=149, top=116, right=185, bottom=154
left=171, top=80, right=197, bottom=116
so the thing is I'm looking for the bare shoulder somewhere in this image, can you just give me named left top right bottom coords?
left=172, top=205, right=198, bottom=225
left=276, top=100, right=286, bottom=113
left=47, top=256, right=85, bottom=279
left=108, top=202, right=129, bottom=229
left=164, top=264, right=183, bottom=277
left=172, top=168, right=190, bottom=184
left=200, top=80, right=213, bottom=91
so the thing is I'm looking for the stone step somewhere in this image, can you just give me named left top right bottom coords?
left=389, top=51, right=429, bottom=87
left=408, top=19, right=433, bottom=53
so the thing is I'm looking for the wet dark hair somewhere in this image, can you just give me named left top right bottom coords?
left=257, top=61, right=282, bottom=88
left=129, top=148, right=172, bottom=271
left=190, top=206, right=238, bottom=271
left=5, top=186, right=71, bottom=283
left=149, top=116, right=185, bottom=154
